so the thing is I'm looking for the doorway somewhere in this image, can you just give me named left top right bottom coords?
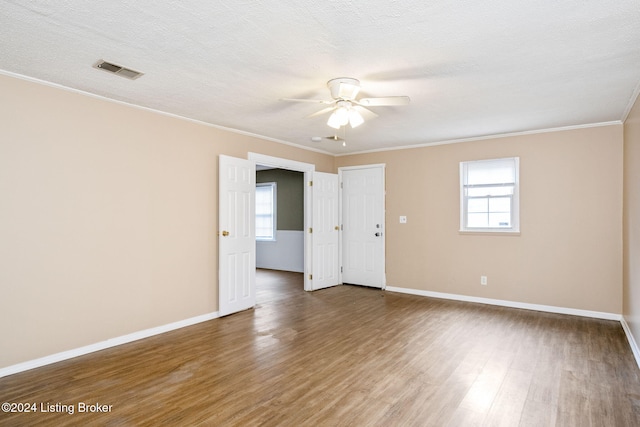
left=248, top=153, right=315, bottom=291
left=249, top=153, right=341, bottom=292
left=220, top=153, right=385, bottom=317
left=255, top=167, right=304, bottom=274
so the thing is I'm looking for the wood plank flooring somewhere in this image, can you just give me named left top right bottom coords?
left=2, top=269, right=640, bottom=426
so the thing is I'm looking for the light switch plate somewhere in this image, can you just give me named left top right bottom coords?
left=399, top=216, right=407, bottom=223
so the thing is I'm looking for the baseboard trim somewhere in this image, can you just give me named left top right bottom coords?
left=2, top=293, right=632, bottom=378
left=0, top=311, right=219, bottom=379
left=621, top=317, right=640, bottom=370
left=385, top=286, right=621, bottom=321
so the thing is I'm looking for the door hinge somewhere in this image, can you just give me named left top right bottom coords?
left=309, top=274, right=313, bottom=280
left=341, top=266, right=343, bottom=273
left=309, top=227, right=313, bottom=233
left=309, top=181, right=313, bottom=186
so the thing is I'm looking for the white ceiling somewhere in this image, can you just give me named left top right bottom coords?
left=2, top=1, right=640, bottom=155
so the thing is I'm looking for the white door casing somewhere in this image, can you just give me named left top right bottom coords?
left=340, top=165, right=386, bottom=288
left=219, top=155, right=256, bottom=316
left=247, top=153, right=315, bottom=291
left=311, top=172, right=340, bottom=290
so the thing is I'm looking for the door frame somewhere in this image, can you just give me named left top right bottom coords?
left=338, top=163, right=387, bottom=288
left=248, top=152, right=315, bottom=291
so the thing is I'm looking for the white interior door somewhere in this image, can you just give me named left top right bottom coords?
left=341, top=165, right=385, bottom=288
left=311, top=172, right=340, bottom=290
left=219, top=155, right=256, bottom=316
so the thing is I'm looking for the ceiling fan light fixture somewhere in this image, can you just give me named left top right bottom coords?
left=328, top=106, right=350, bottom=129
left=327, top=111, right=342, bottom=129
left=328, top=104, right=365, bottom=129
left=349, top=110, right=364, bottom=128
left=336, top=107, right=350, bottom=125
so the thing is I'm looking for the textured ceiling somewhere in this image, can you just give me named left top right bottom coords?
left=2, top=0, right=640, bottom=155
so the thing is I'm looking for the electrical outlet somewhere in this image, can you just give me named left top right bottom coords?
left=480, top=276, right=487, bottom=285
left=399, top=216, right=407, bottom=224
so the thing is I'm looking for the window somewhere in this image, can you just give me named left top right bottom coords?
left=460, top=157, right=519, bottom=233
left=256, top=182, right=276, bottom=240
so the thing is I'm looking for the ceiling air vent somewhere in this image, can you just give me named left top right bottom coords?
left=93, top=60, right=144, bottom=80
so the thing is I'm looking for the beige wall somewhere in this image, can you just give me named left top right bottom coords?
left=336, top=125, right=623, bottom=313
left=0, top=71, right=629, bottom=371
left=0, top=74, right=333, bottom=368
left=624, top=94, right=640, bottom=344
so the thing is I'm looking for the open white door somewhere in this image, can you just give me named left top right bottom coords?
left=219, top=155, right=256, bottom=316
left=341, top=165, right=386, bottom=288
left=311, top=172, right=340, bottom=290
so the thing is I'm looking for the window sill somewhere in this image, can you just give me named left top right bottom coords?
left=459, top=229, right=520, bottom=236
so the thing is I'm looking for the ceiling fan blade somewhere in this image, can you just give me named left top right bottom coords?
left=356, top=96, right=410, bottom=107
left=280, top=98, right=336, bottom=104
left=353, top=105, right=378, bottom=120
left=307, top=106, right=336, bottom=118
left=324, top=135, right=344, bottom=141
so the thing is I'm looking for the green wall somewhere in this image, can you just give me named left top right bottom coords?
left=256, top=168, right=303, bottom=231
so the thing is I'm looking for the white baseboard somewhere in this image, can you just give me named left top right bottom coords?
left=385, top=286, right=622, bottom=321
left=621, top=317, right=640, bottom=370
left=0, top=311, right=219, bottom=379
left=3, top=292, right=634, bottom=378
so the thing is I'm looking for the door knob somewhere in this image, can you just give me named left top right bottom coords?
left=221, top=230, right=230, bottom=237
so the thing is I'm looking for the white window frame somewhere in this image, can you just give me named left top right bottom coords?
left=256, top=182, right=277, bottom=241
left=460, top=157, right=520, bottom=234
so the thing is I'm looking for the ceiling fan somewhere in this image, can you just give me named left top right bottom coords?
left=310, top=134, right=348, bottom=146
left=282, top=77, right=410, bottom=129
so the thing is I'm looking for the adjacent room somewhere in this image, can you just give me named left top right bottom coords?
left=1, top=1, right=640, bottom=425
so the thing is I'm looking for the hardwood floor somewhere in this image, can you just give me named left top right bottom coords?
left=2, top=269, right=640, bottom=426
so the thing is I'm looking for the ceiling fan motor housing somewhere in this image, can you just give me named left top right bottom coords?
left=328, top=77, right=360, bottom=100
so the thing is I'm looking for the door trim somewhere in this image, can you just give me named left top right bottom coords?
left=248, top=153, right=315, bottom=291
